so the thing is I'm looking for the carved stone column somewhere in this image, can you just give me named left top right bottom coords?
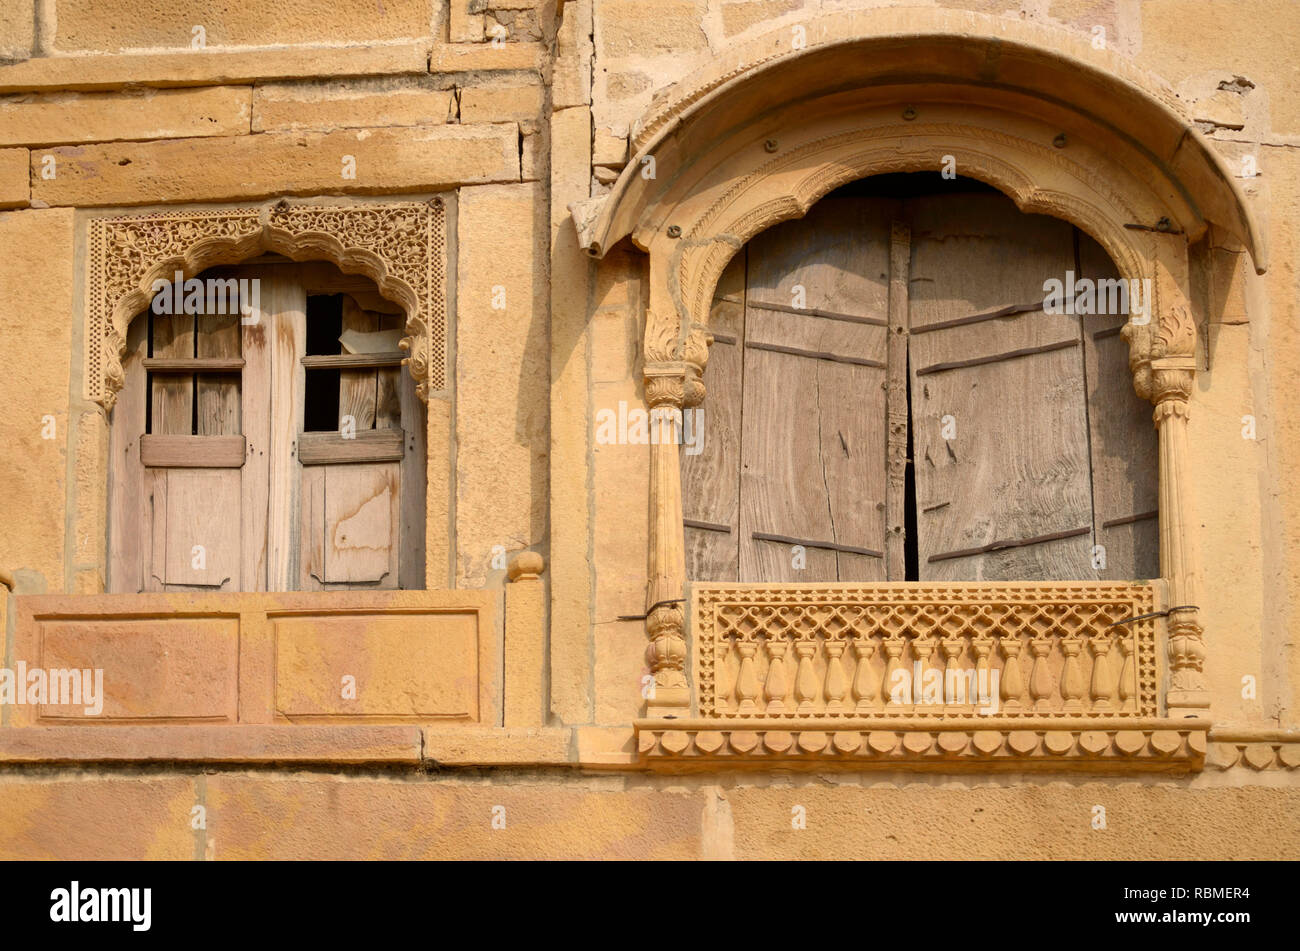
left=641, top=325, right=707, bottom=715
left=1151, top=357, right=1209, bottom=717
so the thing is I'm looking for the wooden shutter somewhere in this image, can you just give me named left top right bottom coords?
left=108, top=269, right=269, bottom=592
left=109, top=262, right=426, bottom=593
left=1077, top=233, right=1160, bottom=579
left=907, top=193, right=1095, bottom=581
left=683, top=198, right=894, bottom=582
left=683, top=189, right=1156, bottom=585
left=296, top=265, right=425, bottom=590
left=681, top=250, right=745, bottom=581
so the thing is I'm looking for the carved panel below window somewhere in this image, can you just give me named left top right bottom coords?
left=693, top=582, right=1159, bottom=719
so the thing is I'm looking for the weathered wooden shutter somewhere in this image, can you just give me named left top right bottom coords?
left=684, top=189, right=1156, bottom=585
left=907, top=193, right=1097, bottom=581
left=681, top=250, right=746, bottom=580
left=683, top=198, right=894, bottom=582
left=1077, top=233, right=1160, bottom=579
left=108, top=267, right=269, bottom=592
left=109, top=262, right=425, bottom=593
left=296, top=264, right=425, bottom=590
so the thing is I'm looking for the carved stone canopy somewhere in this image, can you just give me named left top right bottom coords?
left=572, top=10, right=1266, bottom=404
left=86, top=197, right=448, bottom=409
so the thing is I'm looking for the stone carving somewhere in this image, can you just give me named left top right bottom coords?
left=694, top=583, right=1159, bottom=720
left=86, top=198, right=447, bottom=409
left=635, top=721, right=1207, bottom=768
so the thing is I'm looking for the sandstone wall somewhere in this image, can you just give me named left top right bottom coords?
left=0, top=0, right=1295, bottom=858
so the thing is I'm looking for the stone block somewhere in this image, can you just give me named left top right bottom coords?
left=0, top=86, right=252, bottom=148
left=31, top=123, right=519, bottom=206
left=253, top=79, right=453, bottom=133
left=52, top=0, right=431, bottom=51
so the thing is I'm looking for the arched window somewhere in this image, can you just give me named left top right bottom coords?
left=682, top=175, right=1158, bottom=583
left=107, top=260, right=427, bottom=592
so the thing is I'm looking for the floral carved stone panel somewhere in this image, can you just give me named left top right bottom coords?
left=86, top=198, right=448, bottom=408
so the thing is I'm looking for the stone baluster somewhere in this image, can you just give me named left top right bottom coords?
left=1088, top=633, right=1116, bottom=711
left=794, top=638, right=820, bottom=713
left=912, top=634, right=938, bottom=706
left=823, top=639, right=848, bottom=712
left=1060, top=636, right=1086, bottom=712
left=939, top=634, right=965, bottom=707
left=1028, top=635, right=1054, bottom=712
left=852, top=637, right=878, bottom=712
left=999, top=635, right=1026, bottom=711
left=734, top=639, right=759, bottom=713
left=882, top=634, right=907, bottom=707
left=764, top=637, right=790, bottom=713
left=971, top=633, right=995, bottom=710
left=1117, top=635, right=1136, bottom=713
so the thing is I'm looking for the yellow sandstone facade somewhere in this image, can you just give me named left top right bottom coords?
left=0, top=0, right=1297, bottom=859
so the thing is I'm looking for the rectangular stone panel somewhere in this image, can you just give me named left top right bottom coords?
left=35, top=616, right=239, bottom=721
left=274, top=611, right=482, bottom=719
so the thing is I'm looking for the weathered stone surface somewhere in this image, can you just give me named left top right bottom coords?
left=595, top=0, right=709, bottom=56
left=459, top=84, right=543, bottom=123
left=505, top=564, right=547, bottom=726
left=592, top=128, right=629, bottom=167
left=429, top=41, right=545, bottom=73
left=203, top=777, right=705, bottom=859
left=0, top=0, right=34, bottom=60
left=0, top=776, right=196, bottom=859
left=0, top=209, right=73, bottom=587
left=0, top=148, right=27, bottom=208
left=32, top=124, right=519, bottom=206
left=423, top=727, right=570, bottom=764
left=721, top=0, right=802, bottom=37
left=0, top=725, right=424, bottom=763
left=552, top=0, right=593, bottom=109
left=1140, top=0, right=1300, bottom=133
left=725, top=783, right=1300, bottom=859
left=547, top=102, right=595, bottom=724
left=0, top=86, right=252, bottom=147
left=253, top=79, right=453, bottom=133
left=53, top=0, right=432, bottom=51
left=0, top=44, right=431, bottom=93
left=34, top=616, right=238, bottom=721
left=275, top=612, right=483, bottom=719
left=454, top=183, right=548, bottom=587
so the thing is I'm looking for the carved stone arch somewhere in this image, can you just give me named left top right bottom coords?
left=656, top=120, right=1173, bottom=400
left=578, top=13, right=1256, bottom=721
left=87, top=197, right=447, bottom=410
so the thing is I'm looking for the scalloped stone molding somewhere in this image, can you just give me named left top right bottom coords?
left=1206, top=734, right=1300, bottom=771
left=85, top=197, right=447, bottom=409
left=634, top=718, right=1208, bottom=771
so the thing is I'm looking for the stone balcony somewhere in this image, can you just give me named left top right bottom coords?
left=635, top=581, right=1209, bottom=771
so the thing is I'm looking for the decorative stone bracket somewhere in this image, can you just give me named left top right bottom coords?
left=85, top=197, right=448, bottom=409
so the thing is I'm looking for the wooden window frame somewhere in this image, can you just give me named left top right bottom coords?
left=84, top=196, right=456, bottom=598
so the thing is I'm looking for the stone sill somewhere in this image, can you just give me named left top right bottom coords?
left=3, top=722, right=1298, bottom=774
left=634, top=717, right=1213, bottom=772
left=0, top=725, right=572, bottom=767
